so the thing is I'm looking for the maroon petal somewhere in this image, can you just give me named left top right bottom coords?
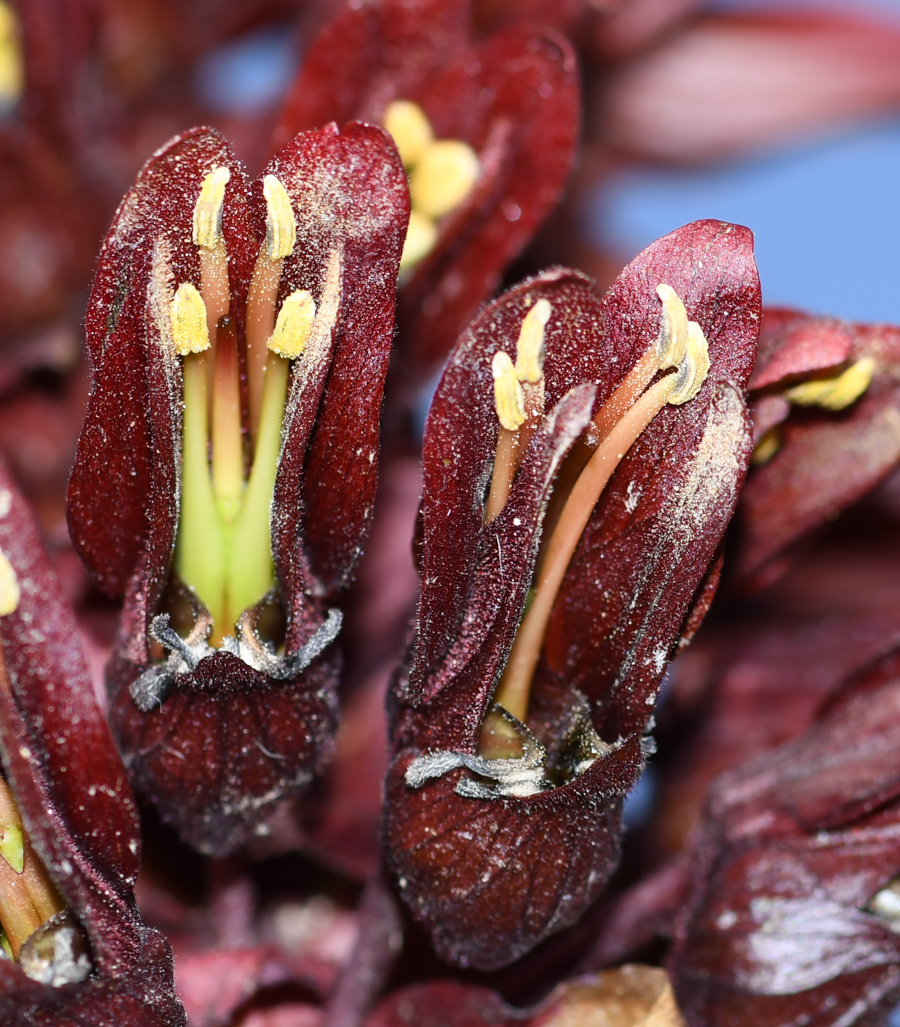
left=266, top=122, right=409, bottom=601
left=736, top=312, right=900, bottom=590
left=670, top=643, right=900, bottom=1025
left=542, top=219, right=758, bottom=739
left=0, top=459, right=183, bottom=1023
left=274, top=0, right=580, bottom=393
left=67, top=127, right=252, bottom=597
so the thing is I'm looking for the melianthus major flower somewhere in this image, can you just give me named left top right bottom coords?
left=671, top=642, right=900, bottom=1025
left=384, top=220, right=760, bottom=970
left=0, top=458, right=183, bottom=1026
left=67, top=122, right=409, bottom=856
left=274, top=0, right=579, bottom=402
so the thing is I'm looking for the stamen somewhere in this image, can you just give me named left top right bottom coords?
left=492, top=375, right=678, bottom=727
left=263, top=175, right=297, bottom=260
left=492, top=351, right=525, bottom=432
left=246, top=175, right=297, bottom=437
left=486, top=352, right=524, bottom=525
left=266, top=290, right=316, bottom=359
left=0, top=768, right=22, bottom=875
left=226, top=268, right=335, bottom=629
left=485, top=302, right=553, bottom=523
left=399, top=211, right=438, bottom=273
left=0, top=643, right=66, bottom=958
left=668, top=321, right=710, bottom=405
left=192, top=166, right=230, bottom=251
left=211, top=317, right=244, bottom=526
left=514, top=299, right=550, bottom=385
left=784, top=355, right=876, bottom=410
left=487, top=289, right=712, bottom=751
left=409, top=139, right=480, bottom=219
left=655, top=283, right=690, bottom=369
left=384, top=99, right=434, bottom=168
left=192, top=167, right=232, bottom=355
left=171, top=284, right=210, bottom=355
left=0, top=2, right=23, bottom=108
left=0, top=551, right=18, bottom=616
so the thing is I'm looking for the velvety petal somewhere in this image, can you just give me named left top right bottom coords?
left=589, top=0, right=705, bottom=59
left=67, top=126, right=254, bottom=597
left=736, top=314, right=900, bottom=591
left=266, top=122, right=409, bottom=602
left=393, top=25, right=579, bottom=386
left=597, top=10, right=900, bottom=163
left=274, top=0, right=579, bottom=392
left=108, top=646, right=340, bottom=857
left=749, top=309, right=853, bottom=391
left=410, top=306, right=597, bottom=717
left=542, top=219, right=758, bottom=738
left=0, top=459, right=183, bottom=1023
left=670, top=643, right=900, bottom=1025
left=384, top=737, right=637, bottom=969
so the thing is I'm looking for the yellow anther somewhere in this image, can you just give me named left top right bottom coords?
left=263, top=175, right=296, bottom=259
left=515, top=299, right=551, bottom=384
left=656, top=284, right=691, bottom=369
left=267, top=290, right=316, bottom=359
left=171, top=283, right=210, bottom=355
left=192, top=166, right=231, bottom=250
left=400, top=210, right=438, bottom=272
left=752, top=428, right=781, bottom=466
left=409, top=140, right=480, bottom=220
left=384, top=100, right=434, bottom=168
left=0, top=2, right=23, bottom=108
left=667, top=320, right=710, bottom=405
left=784, top=356, right=876, bottom=411
left=492, top=351, right=526, bottom=432
left=0, top=550, right=18, bottom=616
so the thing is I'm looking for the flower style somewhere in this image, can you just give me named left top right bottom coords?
left=0, top=458, right=184, bottom=1025
left=66, top=122, right=409, bottom=855
left=670, top=642, right=900, bottom=1025
left=383, top=219, right=760, bottom=969
left=274, top=0, right=579, bottom=398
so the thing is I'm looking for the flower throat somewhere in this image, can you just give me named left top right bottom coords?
left=171, top=167, right=340, bottom=646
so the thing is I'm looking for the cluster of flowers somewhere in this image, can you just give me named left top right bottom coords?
left=4, top=0, right=900, bottom=1025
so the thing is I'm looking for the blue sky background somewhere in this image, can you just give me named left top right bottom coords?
left=595, top=0, right=900, bottom=324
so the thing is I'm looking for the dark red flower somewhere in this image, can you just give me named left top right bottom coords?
left=66, top=122, right=409, bottom=855
left=274, top=0, right=580, bottom=404
left=0, top=457, right=183, bottom=1025
left=670, top=643, right=900, bottom=1025
left=736, top=308, right=900, bottom=591
left=383, top=219, right=760, bottom=969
